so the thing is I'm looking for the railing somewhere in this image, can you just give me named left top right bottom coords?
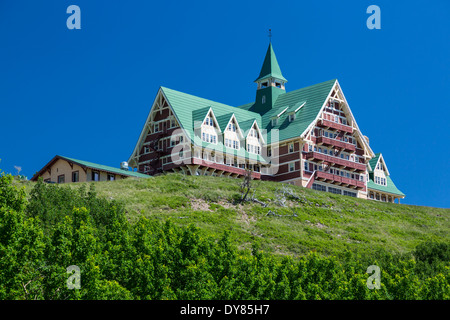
left=316, top=136, right=356, bottom=152
left=314, top=171, right=365, bottom=189
left=192, top=157, right=262, bottom=179
left=318, top=119, right=353, bottom=134
left=304, top=151, right=366, bottom=172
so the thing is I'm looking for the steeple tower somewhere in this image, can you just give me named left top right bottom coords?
left=254, top=43, right=287, bottom=113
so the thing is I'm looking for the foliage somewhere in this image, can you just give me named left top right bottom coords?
left=1, top=173, right=449, bottom=299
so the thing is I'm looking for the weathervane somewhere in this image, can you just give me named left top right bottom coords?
left=268, top=29, right=272, bottom=43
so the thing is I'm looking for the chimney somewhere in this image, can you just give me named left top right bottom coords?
left=364, top=135, right=370, bottom=146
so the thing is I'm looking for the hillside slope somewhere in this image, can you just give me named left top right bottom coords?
left=39, top=173, right=449, bottom=258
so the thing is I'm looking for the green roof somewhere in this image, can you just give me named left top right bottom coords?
left=60, top=156, right=151, bottom=178
left=255, top=43, right=287, bottom=82
left=161, top=78, right=336, bottom=147
left=239, top=79, right=336, bottom=143
left=368, top=153, right=381, bottom=173
left=367, top=175, right=405, bottom=197
left=162, top=87, right=262, bottom=135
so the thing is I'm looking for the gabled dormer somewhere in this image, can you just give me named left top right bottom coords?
left=253, top=43, right=287, bottom=114
left=223, top=114, right=244, bottom=150
left=368, top=153, right=390, bottom=186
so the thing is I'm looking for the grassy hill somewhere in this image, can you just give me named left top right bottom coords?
left=3, top=172, right=449, bottom=300
left=22, top=173, right=449, bottom=259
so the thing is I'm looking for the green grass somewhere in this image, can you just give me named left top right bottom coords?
left=19, top=173, right=450, bottom=258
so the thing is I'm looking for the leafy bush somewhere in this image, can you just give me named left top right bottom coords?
left=0, top=173, right=449, bottom=300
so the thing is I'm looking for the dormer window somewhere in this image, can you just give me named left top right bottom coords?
left=227, top=123, right=236, bottom=132
left=288, top=113, right=295, bottom=122
left=204, top=116, right=214, bottom=126
left=271, top=118, right=278, bottom=126
left=249, top=128, right=259, bottom=139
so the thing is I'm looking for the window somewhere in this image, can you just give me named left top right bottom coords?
left=44, top=178, right=51, bottom=183
left=262, top=95, right=266, bottom=104
left=92, top=171, right=99, bottom=182
left=289, top=143, right=294, bottom=153
left=58, top=174, right=65, bottom=184
left=267, top=148, right=272, bottom=157
left=154, top=123, right=160, bottom=132
left=289, top=162, right=295, bottom=172
left=72, top=171, right=79, bottom=183
left=343, top=190, right=357, bottom=197
left=271, top=118, right=278, bottom=126
left=304, top=161, right=308, bottom=171
left=107, top=174, right=115, bottom=181
left=144, top=146, right=150, bottom=153
left=334, top=115, right=339, bottom=123
left=170, top=119, right=176, bottom=128
left=312, top=183, right=326, bottom=192
left=328, top=187, right=342, bottom=195
left=288, top=114, right=295, bottom=122
left=228, top=123, right=236, bottom=132
left=342, top=118, right=347, bottom=125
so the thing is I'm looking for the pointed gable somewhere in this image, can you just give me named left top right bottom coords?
left=255, top=43, right=287, bottom=83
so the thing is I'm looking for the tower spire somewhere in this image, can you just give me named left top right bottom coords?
left=254, top=42, right=287, bottom=84
left=253, top=42, right=287, bottom=112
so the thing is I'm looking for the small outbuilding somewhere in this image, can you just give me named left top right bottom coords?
left=31, top=155, right=150, bottom=183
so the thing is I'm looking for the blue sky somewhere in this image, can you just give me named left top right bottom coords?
left=1, top=0, right=449, bottom=208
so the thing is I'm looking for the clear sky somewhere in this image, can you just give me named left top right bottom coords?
left=1, top=1, right=449, bottom=208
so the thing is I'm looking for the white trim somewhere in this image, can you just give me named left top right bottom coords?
left=277, top=106, right=289, bottom=118
left=294, top=101, right=306, bottom=113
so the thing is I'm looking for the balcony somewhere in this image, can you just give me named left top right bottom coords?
left=314, top=171, right=365, bottom=190
left=316, top=136, right=356, bottom=152
left=192, top=157, right=262, bottom=179
left=304, top=151, right=366, bottom=172
left=318, top=119, right=353, bottom=134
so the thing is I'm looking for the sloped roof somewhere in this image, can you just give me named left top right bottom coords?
left=367, top=175, right=405, bottom=197
left=368, top=153, right=381, bottom=173
left=161, top=86, right=262, bottom=139
left=255, top=43, right=287, bottom=82
left=237, top=79, right=336, bottom=143
left=31, top=155, right=151, bottom=181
